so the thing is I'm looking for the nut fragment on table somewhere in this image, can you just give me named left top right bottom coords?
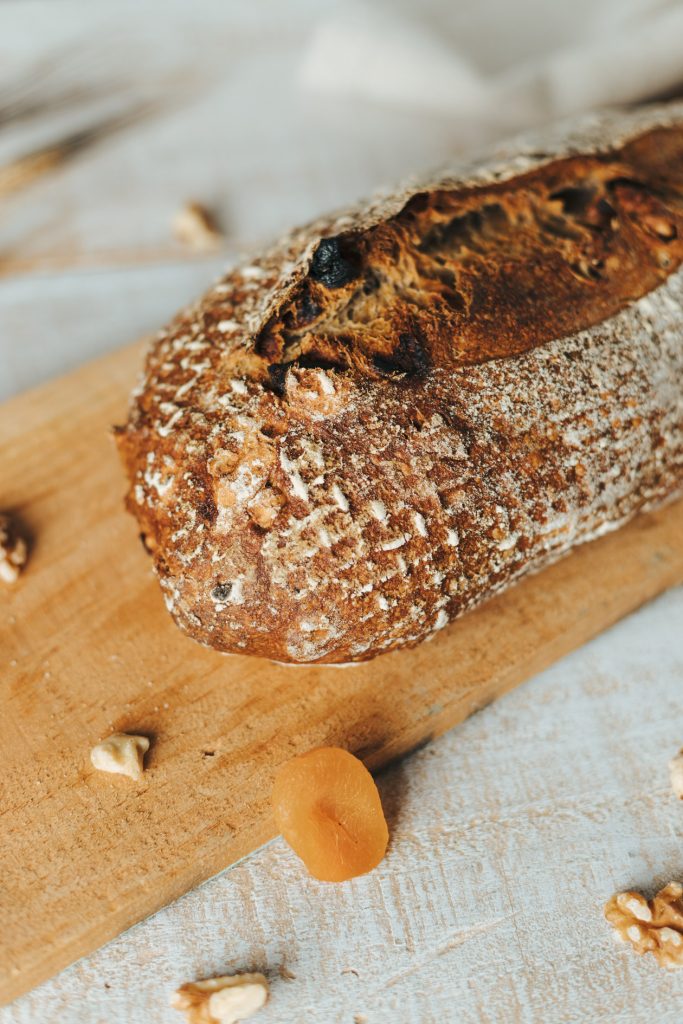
left=605, top=882, right=683, bottom=968
left=172, top=973, right=269, bottom=1024
left=173, top=201, right=223, bottom=251
left=669, top=749, right=683, bottom=799
left=90, top=732, right=150, bottom=781
left=0, top=513, right=27, bottom=584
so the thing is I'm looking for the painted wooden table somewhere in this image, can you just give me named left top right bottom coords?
left=1, top=4, right=682, bottom=1022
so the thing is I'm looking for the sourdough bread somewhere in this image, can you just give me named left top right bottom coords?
left=116, top=103, right=683, bottom=663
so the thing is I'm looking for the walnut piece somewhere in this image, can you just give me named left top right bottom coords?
left=90, top=732, right=150, bottom=781
left=670, top=749, right=683, bottom=800
left=172, top=973, right=269, bottom=1024
left=605, top=882, right=683, bottom=969
left=173, top=201, right=222, bottom=252
left=0, top=513, right=27, bottom=584
left=247, top=487, right=285, bottom=529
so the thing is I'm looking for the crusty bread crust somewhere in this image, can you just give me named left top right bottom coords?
left=116, top=103, right=683, bottom=663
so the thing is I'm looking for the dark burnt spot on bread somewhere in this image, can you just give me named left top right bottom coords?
left=372, top=332, right=431, bottom=378
left=547, top=186, right=618, bottom=233
left=197, top=496, right=217, bottom=522
left=211, top=582, right=232, bottom=602
left=310, top=236, right=361, bottom=289
left=283, top=284, right=322, bottom=327
left=295, top=351, right=347, bottom=372
left=548, top=185, right=596, bottom=217
left=298, top=290, right=323, bottom=322
left=267, top=361, right=292, bottom=396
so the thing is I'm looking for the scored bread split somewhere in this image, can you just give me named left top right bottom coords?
left=116, top=102, right=683, bottom=663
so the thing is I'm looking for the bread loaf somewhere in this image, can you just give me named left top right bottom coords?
left=116, top=103, right=683, bottom=664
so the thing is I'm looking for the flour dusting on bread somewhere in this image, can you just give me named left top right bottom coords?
left=116, top=103, right=683, bottom=663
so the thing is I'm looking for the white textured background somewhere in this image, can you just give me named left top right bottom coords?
left=1, top=3, right=682, bottom=1021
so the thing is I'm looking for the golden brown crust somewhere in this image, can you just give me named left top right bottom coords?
left=116, top=103, right=683, bottom=663
left=258, top=134, right=683, bottom=377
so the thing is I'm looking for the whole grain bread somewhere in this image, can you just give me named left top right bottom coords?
left=116, top=103, right=683, bottom=663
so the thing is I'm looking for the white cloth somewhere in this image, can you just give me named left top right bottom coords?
left=301, top=0, right=683, bottom=136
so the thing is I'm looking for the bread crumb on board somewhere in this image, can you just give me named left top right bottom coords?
left=90, top=733, right=150, bottom=781
left=172, top=973, right=269, bottom=1024
left=605, top=882, right=683, bottom=969
left=173, top=201, right=223, bottom=252
left=670, top=749, right=683, bottom=799
left=0, top=513, right=28, bottom=584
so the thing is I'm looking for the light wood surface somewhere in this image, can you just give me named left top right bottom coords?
left=1, top=337, right=682, bottom=1006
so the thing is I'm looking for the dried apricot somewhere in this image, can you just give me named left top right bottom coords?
left=272, top=747, right=389, bottom=882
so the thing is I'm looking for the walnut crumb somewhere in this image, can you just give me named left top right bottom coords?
left=173, top=201, right=222, bottom=252
left=248, top=488, right=285, bottom=529
left=172, top=973, right=269, bottom=1024
left=90, top=733, right=150, bottom=781
left=605, top=882, right=683, bottom=968
left=0, top=514, right=28, bottom=584
left=669, top=749, right=683, bottom=799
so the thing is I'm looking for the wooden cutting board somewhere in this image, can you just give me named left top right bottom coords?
left=1, top=341, right=682, bottom=1006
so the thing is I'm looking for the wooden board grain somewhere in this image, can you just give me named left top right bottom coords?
left=1, top=341, right=682, bottom=1006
